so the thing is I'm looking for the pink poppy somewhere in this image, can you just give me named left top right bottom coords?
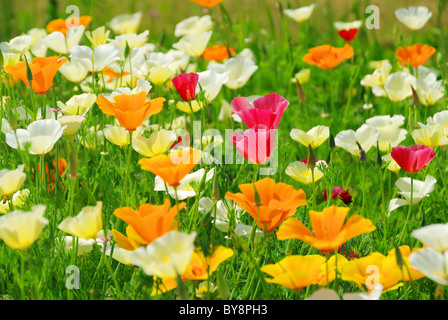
left=391, top=144, right=435, bottom=174
left=232, top=125, right=275, bottom=165
left=231, top=93, right=289, bottom=130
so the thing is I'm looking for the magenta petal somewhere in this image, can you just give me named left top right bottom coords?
left=231, top=97, right=253, bottom=112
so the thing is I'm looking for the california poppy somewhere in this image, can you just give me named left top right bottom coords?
left=96, top=88, right=165, bottom=131
left=303, top=44, right=354, bottom=69
left=112, top=198, right=186, bottom=250
left=4, top=56, right=67, bottom=94
left=261, top=255, right=326, bottom=290
left=277, top=206, right=376, bottom=252
left=189, top=0, right=223, bottom=8
left=203, top=45, right=236, bottom=62
left=390, top=144, right=435, bottom=173
left=46, top=16, right=92, bottom=36
left=172, top=73, right=199, bottom=102
left=139, top=148, right=203, bottom=187
left=225, top=178, right=307, bottom=232
left=395, top=44, right=436, bottom=68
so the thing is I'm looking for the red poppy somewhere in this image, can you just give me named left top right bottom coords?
left=339, top=190, right=352, bottom=205
left=171, top=73, right=199, bottom=102
left=390, top=145, right=435, bottom=174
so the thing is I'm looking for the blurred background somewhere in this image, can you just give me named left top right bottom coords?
left=0, top=0, right=447, bottom=45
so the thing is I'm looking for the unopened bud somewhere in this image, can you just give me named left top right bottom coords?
left=124, top=41, right=131, bottom=59
left=411, top=85, right=420, bottom=106
left=307, top=144, right=316, bottom=170
left=376, top=141, right=382, bottom=167
left=253, top=183, right=262, bottom=206
left=24, top=56, right=33, bottom=83
left=296, top=79, right=306, bottom=103
left=356, top=142, right=366, bottom=162
left=329, top=128, right=335, bottom=150
left=393, top=243, right=404, bottom=269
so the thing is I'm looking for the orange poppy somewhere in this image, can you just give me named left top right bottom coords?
left=46, top=15, right=92, bottom=36
left=4, top=56, right=67, bottom=94
left=225, top=178, right=307, bottom=233
left=96, top=91, right=165, bottom=131
left=395, top=43, right=436, bottom=68
left=303, top=44, right=354, bottom=69
left=277, top=206, right=376, bottom=253
left=112, top=198, right=186, bottom=250
left=203, top=45, right=236, bottom=62
left=189, top=0, right=222, bottom=8
left=139, top=148, right=203, bottom=187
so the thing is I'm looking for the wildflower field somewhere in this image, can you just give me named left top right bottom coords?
left=1, top=0, right=448, bottom=304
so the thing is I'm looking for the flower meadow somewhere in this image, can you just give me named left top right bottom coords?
left=1, top=0, right=448, bottom=303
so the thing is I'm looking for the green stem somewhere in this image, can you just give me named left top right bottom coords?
left=399, top=176, right=414, bottom=244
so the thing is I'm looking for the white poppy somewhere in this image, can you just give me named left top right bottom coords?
left=383, top=72, right=416, bottom=103
left=283, top=5, right=315, bottom=23
left=109, top=12, right=143, bottom=35
left=43, top=25, right=85, bottom=54
left=57, top=93, right=97, bottom=116
left=290, top=125, right=329, bottom=149
left=197, top=69, right=230, bottom=102
left=175, top=15, right=213, bottom=37
left=207, top=56, right=258, bottom=90
left=6, top=119, right=66, bottom=155
left=172, top=31, right=212, bottom=58
left=58, top=59, right=89, bottom=83
left=335, top=124, right=380, bottom=156
left=388, top=175, right=437, bottom=214
left=411, top=223, right=448, bottom=252
left=409, top=248, right=448, bottom=286
left=69, top=43, right=120, bottom=73
left=131, top=230, right=196, bottom=278
left=395, top=6, right=432, bottom=30
left=365, top=115, right=407, bottom=152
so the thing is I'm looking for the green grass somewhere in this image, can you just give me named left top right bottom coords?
left=0, top=0, right=448, bottom=301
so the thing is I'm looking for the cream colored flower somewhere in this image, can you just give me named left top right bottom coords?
left=103, top=124, right=143, bottom=147
left=207, top=56, right=258, bottom=90
left=43, top=25, right=85, bottom=54
left=175, top=15, right=213, bottom=37
left=290, top=125, right=329, bottom=149
left=291, top=69, right=311, bottom=84
left=5, top=119, right=66, bottom=155
left=395, top=6, right=432, bottom=30
left=172, top=31, right=212, bottom=58
left=285, top=160, right=326, bottom=185
left=58, top=202, right=103, bottom=239
left=57, top=93, right=97, bottom=116
left=109, top=12, right=143, bottom=35
left=131, top=230, right=197, bottom=278
left=335, top=124, right=380, bottom=156
left=85, top=26, right=110, bottom=47
left=388, top=175, right=436, bottom=214
left=57, top=115, right=85, bottom=136
left=132, top=129, right=177, bottom=157
left=412, top=124, right=444, bottom=148
left=284, top=5, right=315, bottom=23
left=0, top=189, right=30, bottom=214
left=58, top=59, right=89, bottom=83
left=383, top=72, right=416, bottom=102
left=0, top=165, right=26, bottom=198
left=0, top=205, right=48, bottom=250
